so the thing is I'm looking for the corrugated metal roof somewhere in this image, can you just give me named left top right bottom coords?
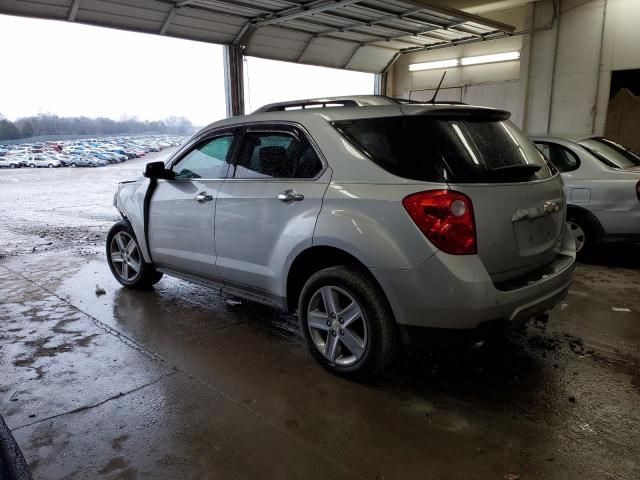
left=0, top=0, right=515, bottom=73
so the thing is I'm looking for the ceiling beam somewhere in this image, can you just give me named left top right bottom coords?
left=176, top=0, right=273, bottom=15
left=401, top=30, right=508, bottom=53
left=159, top=7, right=178, bottom=35
left=296, top=36, right=316, bottom=62
left=343, top=44, right=361, bottom=68
left=283, top=17, right=427, bottom=47
left=399, top=0, right=514, bottom=33
left=68, top=0, right=81, bottom=21
left=259, top=22, right=399, bottom=51
left=253, top=0, right=363, bottom=27
left=233, top=22, right=253, bottom=45
left=318, top=7, right=440, bottom=36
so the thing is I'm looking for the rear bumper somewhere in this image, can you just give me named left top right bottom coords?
left=371, top=230, right=576, bottom=330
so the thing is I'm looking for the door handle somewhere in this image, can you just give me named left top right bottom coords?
left=194, top=192, right=214, bottom=203
left=277, top=189, right=304, bottom=202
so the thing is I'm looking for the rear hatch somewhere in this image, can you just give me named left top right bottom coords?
left=333, top=108, right=565, bottom=283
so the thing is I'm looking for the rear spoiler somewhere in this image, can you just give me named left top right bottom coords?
left=401, top=105, right=511, bottom=121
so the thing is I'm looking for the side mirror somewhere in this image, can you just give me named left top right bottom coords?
left=144, top=161, right=173, bottom=179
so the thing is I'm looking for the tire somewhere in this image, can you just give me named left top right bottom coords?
left=30, top=163, right=35, bottom=168
left=566, top=214, right=594, bottom=258
left=298, top=265, right=396, bottom=379
left=10, top=164, right=16, bottom=168
left=70, top=163, right=77, bottom=168
left=48, top=164, right=54, bottom=168
left=106, top=221, right=163, bottom=289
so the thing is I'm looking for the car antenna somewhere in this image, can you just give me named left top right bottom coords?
left=429, top=71, right=447, bottom=104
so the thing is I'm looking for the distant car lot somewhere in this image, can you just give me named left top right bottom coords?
left=0, top=135, right=186, bottom=168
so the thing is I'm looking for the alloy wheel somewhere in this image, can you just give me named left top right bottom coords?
left=567, top=220, right=586, bottom=253
left=307, top=286, right=368, bottom=366
left=109, top=231, right=142, bottom=282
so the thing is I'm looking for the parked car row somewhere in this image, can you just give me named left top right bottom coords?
left=0, top=135, right=186, bottom=168
left=532, top=136, right=640, bottom=256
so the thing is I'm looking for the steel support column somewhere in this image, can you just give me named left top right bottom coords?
left=223, top=45, right=245, bottom=117
left=374, top=73, right=386, bottom=95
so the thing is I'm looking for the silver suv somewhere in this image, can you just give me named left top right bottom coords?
left=107, top=96, right=576, bottom=378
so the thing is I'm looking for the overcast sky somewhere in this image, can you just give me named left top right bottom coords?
left=0, top=14, right=373, bottom=126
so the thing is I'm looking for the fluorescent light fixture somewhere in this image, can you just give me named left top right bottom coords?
left=460, top=51, right=520, bottom=66
left=409, top=50, right=520, bottom=71
left=409, top=59, right=459, bottom=71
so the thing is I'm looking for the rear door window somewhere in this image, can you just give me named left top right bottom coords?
left=333, top=115, right=555, bottom=183
left=232, top=128, right=323, bottom=179
left=534, top=142, right=580, bottom=172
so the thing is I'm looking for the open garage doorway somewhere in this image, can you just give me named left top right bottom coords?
left=605, top=69, right=640, bottom=152
left=243, top=57, right=374, bottom=113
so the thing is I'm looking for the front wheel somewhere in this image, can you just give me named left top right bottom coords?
left=29, top=163, right=35, bottom=168
left=70, top=163, right=77, bottom=168
left=298, top=265, right=396, bottom=379
left=106, top=221, right=163, bottom=289
left=48, top=164, right=54, bottom=168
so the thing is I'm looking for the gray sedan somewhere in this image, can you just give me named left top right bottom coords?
left=532, top=136, right=640, bottom=255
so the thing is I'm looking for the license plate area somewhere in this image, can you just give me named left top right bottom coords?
left=514, top=216, right=559, bottom=254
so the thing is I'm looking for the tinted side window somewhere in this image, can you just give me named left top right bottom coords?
left=334, top=117, right=553, bottom=183
left=534, top=142, right=579, bottom=172
left=233, top=130, right=322, bottom=179
left=173, top=135, right=233, bottom=179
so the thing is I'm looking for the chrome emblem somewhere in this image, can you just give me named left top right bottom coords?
left=512, top=198, right=563, bottom=222
left=543, top=199, right=562, bottom=214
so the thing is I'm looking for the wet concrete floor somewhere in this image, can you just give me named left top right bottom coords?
left=0, top=151, right=639, bottom=479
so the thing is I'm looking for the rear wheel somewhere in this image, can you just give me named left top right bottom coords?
left=29, top=163, right=35, bottom=168
left=106, top=221, right=163, bottom=289
left=70, top=162, right=77, bottom=168
left=298, top=265, right=396, bottom=379
left=48, top=163, right=54, bottom=168
left=10, top=164, right=16, bottom=168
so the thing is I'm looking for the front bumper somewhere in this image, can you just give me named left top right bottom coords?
left=371, top=231, right=576, bottom=330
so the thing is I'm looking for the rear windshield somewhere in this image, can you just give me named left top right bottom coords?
left=579, top=137, right=640, bottom=169
left=333, top=116, right=555, bottom=183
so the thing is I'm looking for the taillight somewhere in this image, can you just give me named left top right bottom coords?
left=402, top=189, right=477, bottom=255
left=636, top=181, right=640, bottom=201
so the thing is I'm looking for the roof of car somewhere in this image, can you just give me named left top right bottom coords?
left=203, top=95, right=508, bottom=132
left=531, top=135, right=595, bottom=144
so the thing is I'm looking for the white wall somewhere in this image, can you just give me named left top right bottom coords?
left=390, top=6, right=529, bottom=125
left=390, top=0, right=640, bottom=138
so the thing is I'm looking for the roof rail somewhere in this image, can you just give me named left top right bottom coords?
left=254, top=95, right=402, bottom=113
left=256, top=99, right=360, bottom=112
left=254, top=95, right=468, bottom=113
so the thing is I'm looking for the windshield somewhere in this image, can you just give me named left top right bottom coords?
left=579, top=137, right=640, bottom=169
left=333, top=115, right=554, bottom=183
